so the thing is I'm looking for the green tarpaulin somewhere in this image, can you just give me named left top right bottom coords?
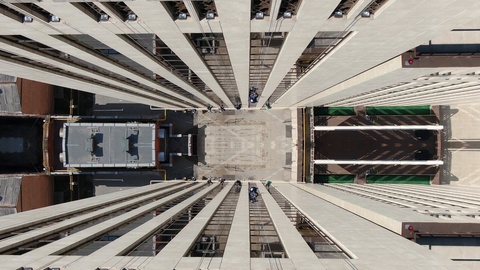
left=366, top=175, right=430, bottom=185
left=314, top=107, right=355, bottom=116
left=366, top=106, right=431, bottom=115
left=314, top=174, right=355, bottom=184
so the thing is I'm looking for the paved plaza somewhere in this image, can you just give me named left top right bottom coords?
left=441, top=104, right=480, bottom=186
left=194, top=108, right=298, bottom=182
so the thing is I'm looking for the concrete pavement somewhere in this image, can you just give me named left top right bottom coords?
left=441, top=104, right=480, bottom=186
left=194, top=108, right=297, bottom=182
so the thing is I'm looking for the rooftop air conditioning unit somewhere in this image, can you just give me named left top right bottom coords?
left=264, top=32, right=284, bottom=39
left=262, top=32, right=285, bottom=46
left=196, top=35, right=217, bottom=55
left=201, top=48, right=214, bottom=54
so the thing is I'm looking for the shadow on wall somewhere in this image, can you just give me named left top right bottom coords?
left=440, top=105, right=458, bottom=141
left=441, top=149, right=458, bottom=185
left=196, top=126, right=206, bottom=165
left=439, top=106, right=458, bottom=185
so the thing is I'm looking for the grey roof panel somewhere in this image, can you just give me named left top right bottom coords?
left=0, top=208, right=17, bottom=217
left=0, top=176, right=22, bottom=207
left=63, top=122, right=156, bottom=168
left=0, top=84, right=21, bottom=113
left=0, top=75, right=16, bottom=83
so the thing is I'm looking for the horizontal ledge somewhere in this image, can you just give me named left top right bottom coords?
left=314, top=160, right=444, bottom=165
left=314, top=125, right=443, bottom=131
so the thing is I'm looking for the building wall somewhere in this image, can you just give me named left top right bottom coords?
left=0, top=1, right=479, bottom=109
left=0, top=181, right=469, bottom=269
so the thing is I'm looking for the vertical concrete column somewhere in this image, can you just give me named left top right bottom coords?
left=221, top=185, right=250, bottom=269
left=0, top=38, right=180, bottom=107
left=260, top=0, right=340, bottom=105
left=314, top=160, right=444, bottom=165
left=8, top=183, right=204, bottom=270
left=0, top=58, right=174, bottom=108
left=269, top=0, right=283, bottom=20
left=0, top=183, right=192, bottom=253
left=126, top=1, right=231, bottom=107
left=36, top=1, right=206, bottom=107
left=275, top=0, right=480, bottom=107
left=257, top=183, right=323, bottom=269
left=143, top=184, right=232, bottom=270
left=0, top=182, right=177, bottom=233
left=215, top=0, right=251, bottom=106
left=64, top=183, right=221, bottom=270
left=314, top=125, right=444, bottom=131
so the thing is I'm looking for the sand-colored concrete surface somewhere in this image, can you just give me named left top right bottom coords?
left=194, top=109, right=295, bottom=181
left=441, top=104, right=480, bottom=186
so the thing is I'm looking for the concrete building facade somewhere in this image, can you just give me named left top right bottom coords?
left=1, top=0, right=480, bottom=269
left=1, top=181, right=477, bottom=270
left=0, top=0, right=479, bottom=109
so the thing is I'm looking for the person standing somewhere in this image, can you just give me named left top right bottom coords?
left=234, top=180, right=242, bottom=192
left=249, top=186, right=259, bottom=203
left=264, top=180, right=272, bottom=192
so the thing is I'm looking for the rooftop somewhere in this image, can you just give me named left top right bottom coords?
left=61, top=122, right=156, bottom=168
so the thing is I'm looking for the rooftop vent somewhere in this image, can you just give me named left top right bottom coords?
left=331, top=0, right=359, bottom=17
